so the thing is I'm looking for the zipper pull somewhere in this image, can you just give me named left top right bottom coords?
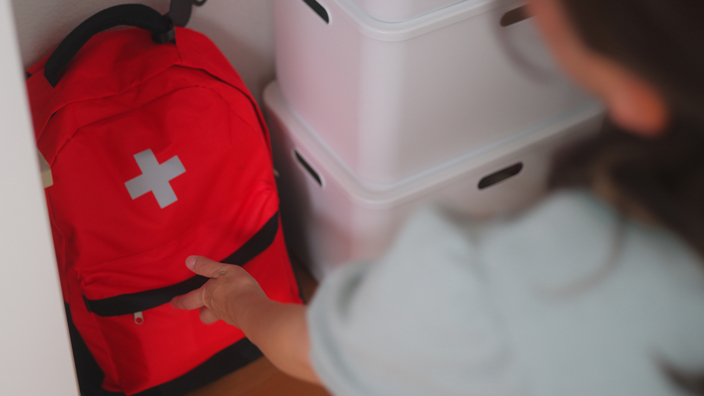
left=134, top=312, right=144, bottom=325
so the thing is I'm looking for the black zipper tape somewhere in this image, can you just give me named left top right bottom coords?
left=83, top=212, right=280, bottom=317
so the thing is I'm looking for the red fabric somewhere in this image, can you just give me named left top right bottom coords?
left=27, top=27, right=301, bottom=395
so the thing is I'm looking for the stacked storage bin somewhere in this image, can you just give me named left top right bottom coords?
left=266, top=0, right=604, bottom=280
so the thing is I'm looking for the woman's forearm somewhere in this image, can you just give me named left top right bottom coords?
left=235, top=296, right=320, bottom=384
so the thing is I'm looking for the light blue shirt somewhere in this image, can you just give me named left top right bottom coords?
left=308, top=190, right=704, bottom=396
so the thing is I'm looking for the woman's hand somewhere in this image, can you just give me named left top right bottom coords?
left=171, top=255, right=320, bottom=384
left=170, top=256, right=267, bottom=328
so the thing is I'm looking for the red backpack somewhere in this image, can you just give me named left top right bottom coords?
left=27, top=5, right=301, bottom=395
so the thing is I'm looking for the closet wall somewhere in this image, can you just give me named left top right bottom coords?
left=11, top=0, right=276, bottom=102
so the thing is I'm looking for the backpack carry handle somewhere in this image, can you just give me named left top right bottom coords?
left=44, top=4, right=174, bottom=87
left=167, top=0, right=207, bottom=28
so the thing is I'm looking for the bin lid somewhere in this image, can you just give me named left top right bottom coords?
left=354, top=0, right=468, bottom=22
left=334, top=0, right=508, bottom=42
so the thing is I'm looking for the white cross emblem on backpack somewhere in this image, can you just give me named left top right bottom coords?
left=124, top=149, right=186, bottom=209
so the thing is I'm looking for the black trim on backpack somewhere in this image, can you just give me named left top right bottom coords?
left=83, top=275, right=209, bottom=317
left=134, top=338, right=262, bottom=396
left=66, top=303, right=127, bottom=396
left=67, top=303, right=263, bottom=396
left=220, top=212, right=279, bottom=266
left=44, top=4, right=174, bottom=87
left=83, top=212, right=280, bottom=317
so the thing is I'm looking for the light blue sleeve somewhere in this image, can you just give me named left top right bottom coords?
left=307, top=206, right=521, bottom=396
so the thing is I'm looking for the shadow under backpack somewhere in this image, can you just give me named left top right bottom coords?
left=26, top=4, right=302, bottom=396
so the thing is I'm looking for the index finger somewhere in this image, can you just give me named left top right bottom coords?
left=186, top=256, right=230, bottom=278
left=171, top=286, right=206, bottom=311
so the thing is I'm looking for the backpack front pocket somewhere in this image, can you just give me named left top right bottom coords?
left=73, top=213, right=279, bottom=395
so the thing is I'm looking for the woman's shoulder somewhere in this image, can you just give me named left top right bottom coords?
left=482, top=189, right=625, bottom=291
left=482, top=189, right=704, bottom=294
left=482, top=189, right=704, bottom=395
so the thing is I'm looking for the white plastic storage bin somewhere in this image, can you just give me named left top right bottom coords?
left=265, top=82, right=603, bottom=280
left=354, top=0, right=465, bottom=22
left=274, top=0, right=598, bottom=188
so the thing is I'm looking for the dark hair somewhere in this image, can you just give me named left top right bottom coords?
left=557, top=0, right=704, bottom=122
left=551, top=117, right=704, bottom=258
left=551, top=0, right=704, bottom=393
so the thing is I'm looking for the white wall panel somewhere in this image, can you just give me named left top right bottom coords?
left=0, top=0, right=79, bottom=393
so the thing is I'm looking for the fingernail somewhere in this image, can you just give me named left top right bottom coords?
left=186, top=256, right=196, bottom=270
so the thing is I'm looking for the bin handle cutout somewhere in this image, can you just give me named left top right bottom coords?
left=500, top=6, right=530, bottom=27
left=478, top=163, right=523, bottom=190
left=303, top=0, right=329, bottom=24
left=295, top=150, right=323, bottom=186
